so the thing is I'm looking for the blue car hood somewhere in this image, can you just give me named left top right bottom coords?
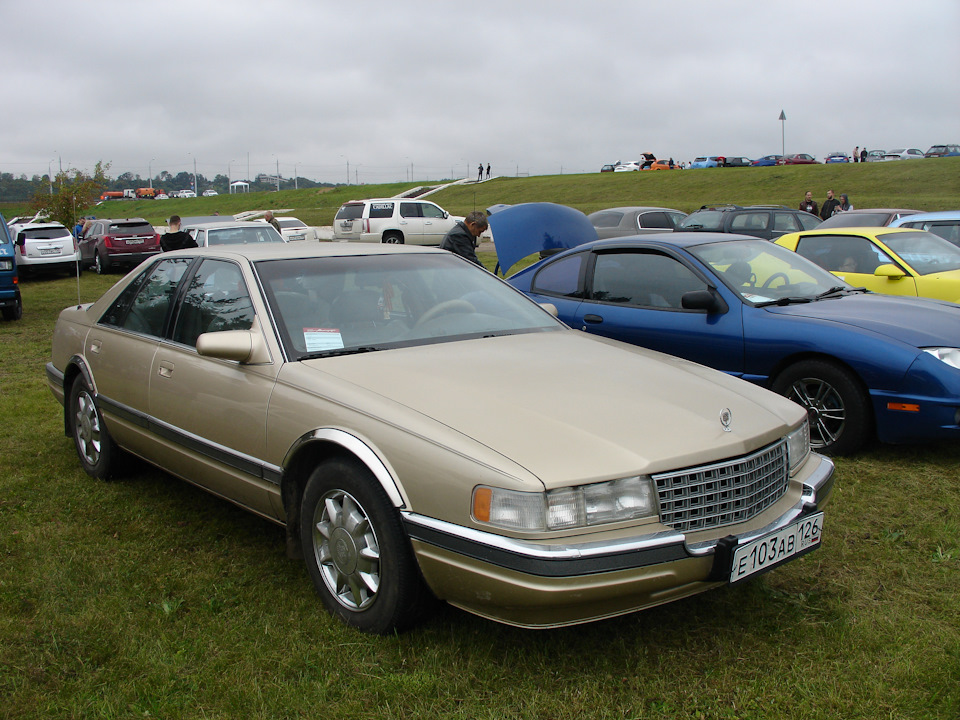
left=769, top=293, right=960, bottom=348
left=488, top=202, right=596, bottom=275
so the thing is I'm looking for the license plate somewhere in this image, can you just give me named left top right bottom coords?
left=290, top=234, right=305, bottom=241
left=40, top=247, right=62, bottom=255
left=729, top=512, right=823, bottom=583
left=126, top=239, right=144, bottom=245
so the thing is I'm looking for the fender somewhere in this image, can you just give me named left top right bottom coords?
left=284, top=428, right=407, bottom=508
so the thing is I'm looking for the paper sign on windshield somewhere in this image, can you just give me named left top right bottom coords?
left=303, top=328, right=345, bottom=352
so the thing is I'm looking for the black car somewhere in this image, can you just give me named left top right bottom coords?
left=722, top=157, right=752, bottom=167
left=79, top=218, right=161, bottom=274
left=678, top=204, right=821, bottom=240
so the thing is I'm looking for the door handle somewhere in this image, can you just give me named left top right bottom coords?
left=583, top=314, right=604, bottom=324
left=158, top=361, right=175, bottom=378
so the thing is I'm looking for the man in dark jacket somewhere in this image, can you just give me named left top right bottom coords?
left=440, top=211, right=488, bottom=266
left=820, top=189, right=840, bottom=219
left=799, top=191, right=818, bottom=216
left=161, top=215, right=197, bottom=252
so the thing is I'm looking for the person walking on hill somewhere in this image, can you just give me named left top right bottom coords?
left=477, top=164, right=483, bottom=182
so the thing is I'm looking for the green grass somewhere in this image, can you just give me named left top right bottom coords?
left=3, top=157, right=958, bottom=229
left=2, top=165, right=960, bottom=717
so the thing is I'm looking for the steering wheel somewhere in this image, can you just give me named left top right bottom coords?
left=414, top=299, right=475, bottom=328
left=761, top=272, right=791, bottom=289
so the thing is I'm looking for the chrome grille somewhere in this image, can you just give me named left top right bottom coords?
left=652, top=441, right=788, bottom=533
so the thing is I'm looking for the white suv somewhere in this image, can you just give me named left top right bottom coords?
left=333, top=198, right=461, bottom=245
left=8, top=220, right=81, bottom=276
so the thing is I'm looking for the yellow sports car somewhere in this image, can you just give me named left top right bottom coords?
left=776, top=227, right=960, bottom=303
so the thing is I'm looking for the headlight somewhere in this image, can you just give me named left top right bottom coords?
left=786, top=420, right=810, bottom=475
left=0, top=260, right=12, bottom=271
left=924, top=347, right=960, bottom=370
left=472, top=477, right=658, bottom=532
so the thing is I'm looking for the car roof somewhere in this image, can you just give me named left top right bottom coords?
left=95, top=217, right=150, bottom=224
left=589, top=206, right=685, bottom=215
left=891, top=210, right=960, bottom=223
left=9, top=221, right=68, bottom=229
left=182, top=220, right=274, bottom=229
left=161, top=239, right=446, bottom=263
left=782, top=226, right=926, bottom=238
left=566, top=231, right=750, bottom=252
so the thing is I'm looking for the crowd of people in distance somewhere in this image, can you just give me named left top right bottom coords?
left=800, top=189, right=853, bottom=219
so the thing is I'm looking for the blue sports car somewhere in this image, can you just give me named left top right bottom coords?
left=500, top=216, right=960, bottom=455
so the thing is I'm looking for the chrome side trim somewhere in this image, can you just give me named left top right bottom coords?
left=45, top=362, right=64, bottom=390
left=287, top=428, right=405, bottom=508
left=402, top=512, right=689, bottom=577
left=94, top=394, right=283, bottom=486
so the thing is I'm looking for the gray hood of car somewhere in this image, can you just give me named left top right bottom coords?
left=301, top=331, right=802, bottom=488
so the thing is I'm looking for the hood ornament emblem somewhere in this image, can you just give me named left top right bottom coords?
left=720, top=408, right=733, bottom=432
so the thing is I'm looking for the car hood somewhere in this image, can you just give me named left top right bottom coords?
left=298, top=331, right=802, bottom=489
left=767, top=293, right=960, bottom=347
left=488, top=203, right=597, bottom=276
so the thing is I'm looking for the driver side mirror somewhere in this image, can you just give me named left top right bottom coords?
left=681, top=289, right=727, bottom=314
left=874, top=263, right=906, bottom=279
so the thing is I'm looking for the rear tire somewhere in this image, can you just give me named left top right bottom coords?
left=772, top=359, right=871, bottom=455
left=69, top=377, right=119, bottom=479
left=1, top=296, right=22, bottom=321
left=300, top=458, right=433, bottom=634
left=381, top=232, right=404, bottom=244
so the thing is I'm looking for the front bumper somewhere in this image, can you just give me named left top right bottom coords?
left=404, top=453, right=834, bottom=628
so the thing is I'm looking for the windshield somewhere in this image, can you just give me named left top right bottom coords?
left=256, top=252, right=562, bottom=358
left=206, top=226, right=284, bottom=245
left=689, top=239, right=850, bottom=304
left=878, top=231, right=960, bottom=274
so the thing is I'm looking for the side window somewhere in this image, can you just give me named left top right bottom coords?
left=591, top=252, right=706, bottom=309
left=798, top=213, right=822, bottom=230
left=531, top=254, right=584, bottom=298
left=590, top=212, right=623, bottom=229
left=638, top=212, right=671, bottom=229
left=99, top=265, right=155, bottom=328
left=773, top=213, right=801, bottom=233
left=730, top=213, right=769, bottom=231
left=172, top=259, right=255, bottom=348
left=795, top=235, right=891, bottom=274
left=368, top=203, right=394, bottom=219
left=399, top=203, right=422, bottom=218
left=420, top=203, right=445, bottom=219
left=120, top=258, right=192, bottom=336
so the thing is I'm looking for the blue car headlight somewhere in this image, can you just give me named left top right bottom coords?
left=924, top=348, right=960, bottom=371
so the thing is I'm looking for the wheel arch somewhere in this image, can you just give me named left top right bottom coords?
left=279, top=428, right=407, bottom=559
left=767, top=351, right=870, bottom=399
left=381, top=229, right=405, bottom=243
left=61, top=356, right=96, bottom=436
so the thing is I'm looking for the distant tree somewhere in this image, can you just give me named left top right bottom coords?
left=117, top=171, right=136, bottom=185
left=31, top=161, right=110, bottom=229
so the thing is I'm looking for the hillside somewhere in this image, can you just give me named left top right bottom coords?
left=3, top=158, right=958, bottom=228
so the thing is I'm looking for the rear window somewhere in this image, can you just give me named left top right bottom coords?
left=821, top=213, right=889, bottom=228
left=22, top=227, right=72, bottom=240
left=335, top=204, right=364, bottom=221
left=108, top=222, right=154, bottom=235
left=679, top=211, right=723, bottom=231
left=276, top=219, right=306, bottom=229
left=368, top=202, right=394, bottom=219
left=206, top=227, right=284, bottom=245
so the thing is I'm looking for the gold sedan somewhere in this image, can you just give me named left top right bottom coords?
left=47, top=243, right=833, bottom=633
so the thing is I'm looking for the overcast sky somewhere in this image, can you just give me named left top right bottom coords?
left=2, top=0, right=958, bottom=185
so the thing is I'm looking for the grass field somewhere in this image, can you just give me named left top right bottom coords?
left=3, top=157, right=959, bottom=230
left=1, top=168, right=960, bottom=718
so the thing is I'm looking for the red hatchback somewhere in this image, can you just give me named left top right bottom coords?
left=79, top=218, right=161, bottom=274
left=777, top=153, right=819, bottom=165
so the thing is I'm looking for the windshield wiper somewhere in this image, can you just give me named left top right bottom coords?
left=754, top=296, right=813, bottom=307
left=300, top=346, right=382, bottom=360
left=816, top=285, right=868, bottom=300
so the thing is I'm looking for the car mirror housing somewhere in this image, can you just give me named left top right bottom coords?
left=875, top=264, right=906, bottom=279
left=196, top=329, right=270, bottom=364
left=681, top=289, right=726, bottom=313
left=538, top=302, right=559, bottom=317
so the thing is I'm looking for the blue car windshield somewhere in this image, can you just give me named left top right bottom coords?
left=690, top=239, right=849, bottom=304
left=877, top=231, right=960, bottom=275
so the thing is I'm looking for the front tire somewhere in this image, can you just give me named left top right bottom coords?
left=94, top=251, right=107, bottom=275
left=300, top=458, right=432, bottom=634
left=69, top=377, right=119, bottom=479
left=772, top=359, right=871, bottom=455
